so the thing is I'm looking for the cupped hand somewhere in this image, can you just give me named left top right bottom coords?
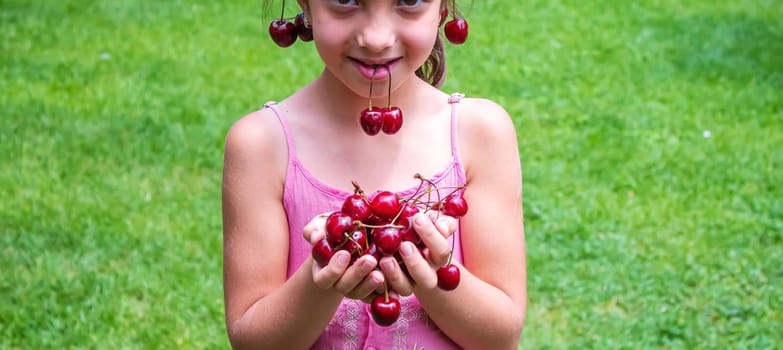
left=380, top=211, right=457, bottom=294
left=304, top=213, right=385, bottom=300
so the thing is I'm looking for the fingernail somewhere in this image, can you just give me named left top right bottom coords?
left=382, top=259, right=395, bottom=272
left=414, top=213, right=427, bottom=226
left=437, top=219, right=449, bottom=232
left=400, top=242, right=414, bottom=257
left=335, top=252, right=350, bottom=265
left=361, top=257, right=376, bottom=270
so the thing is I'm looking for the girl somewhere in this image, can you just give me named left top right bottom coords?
left=221, top=0, right=527, bottom=348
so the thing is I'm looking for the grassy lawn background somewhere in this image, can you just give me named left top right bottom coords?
left=2, top=0, right=781, bottom=348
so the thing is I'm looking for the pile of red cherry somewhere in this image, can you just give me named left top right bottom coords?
left=311, top=175, right=468, bottom=327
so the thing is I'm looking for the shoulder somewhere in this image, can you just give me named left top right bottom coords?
left=454, top=97, right=520, bottom=177
left=222, top=106, right=288, bottom=186
left=225, top=106, right=285, bottom=154
left=456, top=97, right=518, bottom=145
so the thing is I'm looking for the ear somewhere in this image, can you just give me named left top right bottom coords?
left=297, top=0, right=309, bottom=15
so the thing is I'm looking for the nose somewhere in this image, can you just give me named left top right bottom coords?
left=355, top=15, right=396, bottom=53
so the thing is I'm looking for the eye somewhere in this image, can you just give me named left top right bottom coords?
left=333, top=0, right=358, bottom=6
left=398, top=0, right=423, bottom=7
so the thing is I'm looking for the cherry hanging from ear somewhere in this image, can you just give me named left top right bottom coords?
left=294, top=12, right=313, bottom=42
left=439, top=7, right=449, bottom=27
left=268, top=0, right=298, bottom=47
left=444, top=17, right=469, bottom=45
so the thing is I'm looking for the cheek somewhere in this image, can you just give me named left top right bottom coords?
left=312, top=26, right=346, bottom=60
left=403, top=30, right=439, bottom=62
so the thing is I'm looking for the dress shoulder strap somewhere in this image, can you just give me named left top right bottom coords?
left=447, top=93, right=464, bottom=158
left=262, top=101, right=296, bottom=161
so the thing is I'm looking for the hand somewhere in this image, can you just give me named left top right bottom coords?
left=379, top=211, right=457, bottom=295
left=303, top=214, right=385, bottom=301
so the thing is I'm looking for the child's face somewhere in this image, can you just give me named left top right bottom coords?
left=303, top=0, right=443, bottom=97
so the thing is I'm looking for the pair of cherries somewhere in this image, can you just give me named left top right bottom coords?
left=311, top=177, right=468, bottom=326
left=268, top=12, right=312, bottom=47
left=359, top=66, right=403, bottom=136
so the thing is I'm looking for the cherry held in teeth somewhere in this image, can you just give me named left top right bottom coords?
left=359, top=65, right=403, bottom=136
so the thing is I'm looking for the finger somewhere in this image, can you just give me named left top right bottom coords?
left=380, top=256, right=414, bottom=296
left=413, top=213, right=451, bottom=266
left=346, top=270, right=385, bottom=300
left=312, top=250, right=351, bottom=290
left=309, top=229, right=326, bottom=245
left=397, top=241, right=438, bottom=290
left=333, top=255, right=378, bottom=294
left=428, top=211, right=457, bottom=239
left=303, top=212, right=331, bottom=243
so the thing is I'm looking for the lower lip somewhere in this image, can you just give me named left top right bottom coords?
left=352, top=60, right=396, bottom=80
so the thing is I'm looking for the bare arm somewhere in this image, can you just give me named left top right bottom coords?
left=221, top=111, right=344, bottom=349
left=395, top=99, right=527, bottom=349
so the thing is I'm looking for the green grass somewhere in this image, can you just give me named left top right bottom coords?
left=2, top=0, right=781, bottom=348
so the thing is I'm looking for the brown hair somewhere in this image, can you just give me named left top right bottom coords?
left=417, top=0, right=461, bottom=88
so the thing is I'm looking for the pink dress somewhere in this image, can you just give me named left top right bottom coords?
left=264, top=93, right=467, bottom=350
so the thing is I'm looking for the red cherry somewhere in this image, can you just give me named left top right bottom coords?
left=398, top=224, right=421, bottom=244
left=381, top=107, right=403, bottom=135
left=362, top=243, right=384, bottom=261
left=325, top=211, right=354, bottom=245
left=341, top=193, right=372, bottom=221
left=444, top=18, right=469, bottom=45
left=398, top=203, right=420, bottom=220
left=439, top=8, right=448, bottom=27
left=364, top=214, right=389, bottom=228
left=360, top=107, right=384, bottom=136
left=370, top=295, right=401, bottom=327
left=268, top=19, right=298, bottom=47
left=370, top=191, right=402, bottom=220
left=294, top=13, right=313, bottom=42
left=442, top=192, right=468, bottom=217
left=396, top=218, right=421, bottom=244
left=346, top=228, right=368, bottom=252
left=395, top=205, right=421, bottom=244
left=436, top=264, right=461, bottom=291
left=311, top=237, right=335, bottom=267
left=372, top=226, right=402, bottom=256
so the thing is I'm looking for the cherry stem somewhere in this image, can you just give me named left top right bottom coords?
left=442, top=185, right=467, bottom=199
left=351, top=180, right=365, bottom=196
left=383, top=65, right=392, bottom=108
left=412, top=174, right=441, bottom=214
left=359, top=222, right=404, bottom=230
left=368, top=66, right=378, bottom=109
left=344, top=232, right=365, bottom=251
left=280, top=0, right=286, bottom=19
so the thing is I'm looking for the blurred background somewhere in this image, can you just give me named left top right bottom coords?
left=2, top=0, right=781, bottom=348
